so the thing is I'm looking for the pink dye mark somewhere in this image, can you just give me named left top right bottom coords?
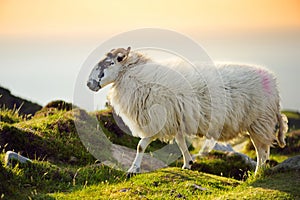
left=257, top=69, right=271, bottom=94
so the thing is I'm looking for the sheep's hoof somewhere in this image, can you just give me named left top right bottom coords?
left=182, top=161, right=193, bottom=170
left=126, top=172, right=137, bottom=179
left=126, top=166, right=140, bottom=179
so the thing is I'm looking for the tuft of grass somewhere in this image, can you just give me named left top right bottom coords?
left=0, top=108, right=96, bottom=165
left=0, top=106, right=24, bottom=124
left=0, top=157, right=125, bottom=199
left=220, top=170, right=300, bottom=199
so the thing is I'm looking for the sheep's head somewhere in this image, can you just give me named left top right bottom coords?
left=87, top=47, right=131, bottom=91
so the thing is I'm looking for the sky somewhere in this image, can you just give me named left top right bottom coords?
left=0, top=0, right=300, bottom=110
left=1, top=0, right=300, bottom=36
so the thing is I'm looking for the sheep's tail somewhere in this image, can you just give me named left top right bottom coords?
left=276, top=112, right=288, bottom=148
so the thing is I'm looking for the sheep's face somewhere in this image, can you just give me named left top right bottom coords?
left=87, top=47, right=131, bottom=91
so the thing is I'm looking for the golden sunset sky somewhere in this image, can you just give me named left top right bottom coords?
left=1, top=0, right=300, bottom=37
left=0, top=0, right=300, bottom=110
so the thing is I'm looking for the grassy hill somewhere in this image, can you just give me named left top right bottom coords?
left=0, top=86, right=42, bottom=116
left=0, top=101, right=299, bottom=199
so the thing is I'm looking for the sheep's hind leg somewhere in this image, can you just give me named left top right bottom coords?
left=175, top=133, right=194, bottom=169
left=250, top=135, right=270, bottom=175
left=193, top=138, right=216, bottom=159
left=127, top=136, right=154, bottom=178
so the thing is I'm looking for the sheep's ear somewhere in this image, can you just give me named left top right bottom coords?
left=126, top=46, right=131, bottom=54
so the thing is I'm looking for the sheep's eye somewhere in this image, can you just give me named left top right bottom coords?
left=110, top=61, right=115, bottom=65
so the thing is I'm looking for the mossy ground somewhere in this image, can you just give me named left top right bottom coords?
left=0, top=103, right=299, bottom=199
left=1, top=159, right=299, bottom=199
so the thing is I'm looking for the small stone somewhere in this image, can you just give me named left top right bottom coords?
left=4, top=151, right=32, bottom=166
left=119, top=188, right=130, bottom=192
left=192, top=183, right=207, bottom=191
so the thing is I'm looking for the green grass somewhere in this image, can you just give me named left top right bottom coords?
left=1, top=158, right=299, bottom=200
left=221, top=170, right=300, bottom=199
left=51, top=167, right=240, bottom=200
left=0, top=158, right=125, bottom=199
left=0, top=106, right=24, bottom=124
left=50, top=168, right=300, bottom=200
left=1, top=108, right=96, bottom=165
left=1, top=103, right=300, bottom=199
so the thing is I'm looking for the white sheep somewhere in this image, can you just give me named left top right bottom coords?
left=87, top=47, right=288, bottom=175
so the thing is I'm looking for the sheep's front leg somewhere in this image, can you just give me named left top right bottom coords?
left=127, top=136, right=154, bottom=176
left=175, top=133, right=194, bottom=169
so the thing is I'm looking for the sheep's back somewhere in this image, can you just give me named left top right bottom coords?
left=108, top=61, right=280, bottom=142
left=214, top=63, right=279, bottom=141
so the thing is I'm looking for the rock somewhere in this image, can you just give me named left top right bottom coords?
left=119, top=188, right=130, bottom=192
left=192, top=146, right=257, bottom=180
left=272, top=155, right=300, bottom=172
left=213, top=143, right=234, bottom=152
left=227, top=152, right=257, bottom=169
left=196, top=140, right=235, bottom=157
left=4, top=151, right=32, bottom=166
left=102, top=144, right=167, bottom=172
left=194, top=141, right=256, bottom=170
left=212, top=142, right=257, bottom=169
